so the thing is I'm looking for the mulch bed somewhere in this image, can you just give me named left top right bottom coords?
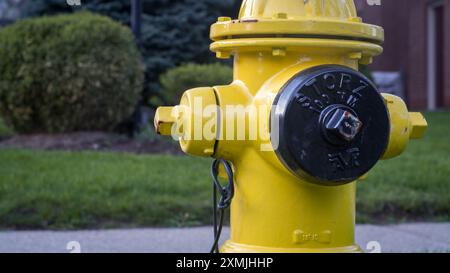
left=0, top=132, right=183, bottom=155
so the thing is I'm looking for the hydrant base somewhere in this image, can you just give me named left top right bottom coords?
left=220, top=240, right=362, bottom=253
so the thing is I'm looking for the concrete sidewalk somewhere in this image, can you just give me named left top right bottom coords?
left=0, top=223, right=449, bottom=253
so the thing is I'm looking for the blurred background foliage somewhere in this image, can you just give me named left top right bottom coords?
left=22, top=0, right=241, bottom=108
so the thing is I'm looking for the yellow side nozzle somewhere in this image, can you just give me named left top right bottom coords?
left=153, top=87, right=218, bottom=157
left=408, top=112, right=428, bottom=139
left=154, top=107, right=175, bottom=136
left=381, top=94, right=428, bottom=160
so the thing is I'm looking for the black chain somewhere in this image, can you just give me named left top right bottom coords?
left=210, top=159, right=234, bottom=254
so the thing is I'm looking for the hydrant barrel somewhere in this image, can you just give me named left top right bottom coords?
left=155, top=0, right=427, bottom=253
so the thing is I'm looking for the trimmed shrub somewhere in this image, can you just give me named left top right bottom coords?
left=160, top=63, right=233, bottom=105
left=0, top=12, right=144, bottom=133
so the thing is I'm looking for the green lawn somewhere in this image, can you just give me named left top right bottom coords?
left=0, top=112, right=449, bottom=229
left=0, top=151, right=211, bottom=229
left=357, top=112, right=450, bottom=223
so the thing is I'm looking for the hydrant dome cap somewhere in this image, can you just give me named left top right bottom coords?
left=239, top=0, right=358, bottom=21
left=211, top=0, right=384, bottom=45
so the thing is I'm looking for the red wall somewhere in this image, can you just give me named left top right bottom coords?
left=445, top=0, right=450, bottom=107
left=407, top=0, right=428, bottom=109
left=356, top=0, right=449, bottom=110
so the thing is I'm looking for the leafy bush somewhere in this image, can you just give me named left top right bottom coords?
left=0, top=12, right=144, bottom=133
left=160, top=63, right=233, bottom=105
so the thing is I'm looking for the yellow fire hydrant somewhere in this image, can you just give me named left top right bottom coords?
left=154, top=0, right=427, bottom=253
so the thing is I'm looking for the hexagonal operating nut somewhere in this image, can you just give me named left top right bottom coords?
left=325, top=109, right=363, bottom=142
